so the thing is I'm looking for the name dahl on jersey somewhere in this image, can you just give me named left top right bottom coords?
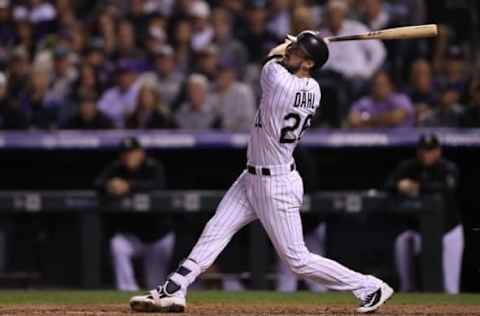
left=293, top=91, right=316, bottom=110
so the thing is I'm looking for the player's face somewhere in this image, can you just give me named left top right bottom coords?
left=122, top=149, right=146, bottom=171
left=283, top=44, right=309, bottom=73
left=417, top=148, right=441, bottom=167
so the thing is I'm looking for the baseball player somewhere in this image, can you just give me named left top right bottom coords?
left=130, top=31, right=393, bottom=313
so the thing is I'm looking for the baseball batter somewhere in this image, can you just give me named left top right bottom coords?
left=130, top=31, right=393, bottom=314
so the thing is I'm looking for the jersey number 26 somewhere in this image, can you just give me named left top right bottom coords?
left=280, top=113, right=313, bottom=143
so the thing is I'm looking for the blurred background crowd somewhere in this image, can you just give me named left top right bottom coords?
left=0, top=0, right=479, bottom=131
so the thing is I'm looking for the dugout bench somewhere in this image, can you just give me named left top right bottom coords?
left=0, top=190, right=445, bottom=291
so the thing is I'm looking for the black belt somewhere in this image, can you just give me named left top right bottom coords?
left=247, top=164, right=295, bottom=176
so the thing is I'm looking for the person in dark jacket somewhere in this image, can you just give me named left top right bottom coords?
left=62, top=95, right=114, bottom=130
left=95, top=137, right=174, bottom=291
left=460, top=81, right=480, bottom=127
left=385, top=133, right=463, bottom=294
left=0, top=71, right=28, bottom=129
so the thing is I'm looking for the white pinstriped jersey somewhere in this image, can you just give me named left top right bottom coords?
left=247, top=60, right=321, bottom=166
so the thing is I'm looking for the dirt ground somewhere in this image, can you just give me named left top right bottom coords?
left=1, top=304, right=480, bottom=316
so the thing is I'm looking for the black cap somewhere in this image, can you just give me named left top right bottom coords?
left=120, top=137, right=142, bottom=151
left=417, top=133, right=440, bottom=150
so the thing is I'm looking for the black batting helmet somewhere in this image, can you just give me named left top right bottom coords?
left=288, top=31, right=329, bottom=69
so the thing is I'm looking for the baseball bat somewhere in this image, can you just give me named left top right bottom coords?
left=325, top=24, right=438, bottom=43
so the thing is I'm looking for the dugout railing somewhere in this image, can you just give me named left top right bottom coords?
left=0, top=190, right=445, bottom=291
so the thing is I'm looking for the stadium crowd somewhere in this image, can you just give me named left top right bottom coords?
left=0, top=0, right=478, bottom=130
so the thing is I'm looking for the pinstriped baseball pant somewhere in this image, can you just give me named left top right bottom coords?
left=188, top=170, right=379, bottom=297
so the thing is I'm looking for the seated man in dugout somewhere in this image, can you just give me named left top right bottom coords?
left=385, top=134, right=463, bottom=294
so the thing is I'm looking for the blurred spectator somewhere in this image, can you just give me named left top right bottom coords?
left=175, top=73, right=219, bottom=130
left=0, top=71, right=28, bottom=129
left=358, top=0, right=392, bottom=31
left=189, top=1, right=214, bottom=52
left=348, top=71, right=414, bottom=128
left=150, top=45, right=183, bottom=107
left=126, top=0, right=150, bottom=43
left=98, top=59, right=143, bottom=128
left=171, top=19, right=194, bottom=73
left=0, top=0, right=15, bottom=63
left=93, top=10, right=116, bottom=55
left=460, top=81, right=480, bottom=127
left=47, top=46, right=77, bottom=107
left=357, top=0, right=427, bottom=81
left=14, top=19, right=35, bottom=57
left=215, top=63, right=255, bottom=132
left=71, top=63, right=101, bottom=105
left=385, top=133, right=463, bottom=294
left=95, top=137, right=174, bottom=291
left=220, top=0, right=247, bottom=35
left=266, top=0, right=291, bottom=39
left=290, top=5, right=316, bottom=35
left=417, top=86, right=463, bottom=127
left=144, top=15, right=167, bottom=55
left=143, top=0, right=174, bottom=17
left=114, top=19, right=145, bottom=62
left=20, top=65, right=59, bottom=129
left=5, top=47, right=31, bottom=100
left=194, top=44, right=219, bottom=81
left=84, top=38, right=113, bottom=88
left=61, top=95, right=114, bottom=130
left=407, top=59, right=436, bottom=124
left=13, top=0, right=56, bottom=25
left=211, top=8, right=248, bottom=74
left=319, top=0, right=386, bottom=84
left=126, top=81, right=175, bottom=129
left=238, top=3, right=279, bottom=63
left=435, top=46, right=469, bottom=104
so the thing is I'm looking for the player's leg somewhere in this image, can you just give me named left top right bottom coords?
left=303, top=222, right=328, bottom=292
left=110, top=233, right=145, bottom=291
left=144, top=232, right=176, bottom=289
left=442, top=224, right=464, bottom=294
left=247, top=171, right=392, bottom=313
left=130, top=171, right=257, bottom=312
left=276, top=223, right=327, bottom=292
left=394, top=230, right=421, bottom=292
left=276, top=259, right=299, bottom=292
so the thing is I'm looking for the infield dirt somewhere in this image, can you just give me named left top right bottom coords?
left=1, top=303, right=480, bottom=316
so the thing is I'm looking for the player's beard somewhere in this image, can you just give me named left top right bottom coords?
left=280, top=59, right=302, bottom=74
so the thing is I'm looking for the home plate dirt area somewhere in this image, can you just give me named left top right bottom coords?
left=1, top=303, right=480, bottom=316
left=0, top=291, right=479, bottom=316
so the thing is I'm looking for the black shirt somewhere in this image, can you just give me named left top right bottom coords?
left=385, top=158, right=460, bottom=232
left=460, top=106, right=480, bottom=127
left=0, top=99, right=29, bottom=130
left=95, top=157, right=172, bottom=242
left=62, top=112, right=114, bottom=130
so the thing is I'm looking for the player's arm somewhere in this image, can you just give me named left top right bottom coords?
left=385, top=160, right=417, bottom=194
left=261, top=38, right=293, bottom=91
left=267, top=38, right=292, bottom=59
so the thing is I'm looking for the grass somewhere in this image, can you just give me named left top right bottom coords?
left=0, top=290, right=479, bottom=305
